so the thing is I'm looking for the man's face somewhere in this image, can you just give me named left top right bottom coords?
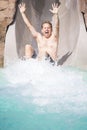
left=41, top=23, right=52, bottom=38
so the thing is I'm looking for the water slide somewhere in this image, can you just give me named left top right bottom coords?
left=4, top=0, right=87, bottom=69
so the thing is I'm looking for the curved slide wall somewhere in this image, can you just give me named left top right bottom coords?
left=4, top=0, right=87, bottom=69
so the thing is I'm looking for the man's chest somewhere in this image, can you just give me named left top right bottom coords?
left=37, top=35, right=57, bottom=49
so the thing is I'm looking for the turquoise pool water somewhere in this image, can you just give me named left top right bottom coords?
left=0, top=59, right=87, bottom=130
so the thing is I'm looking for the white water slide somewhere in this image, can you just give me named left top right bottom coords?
left=4, top=0, right=87, bottom=69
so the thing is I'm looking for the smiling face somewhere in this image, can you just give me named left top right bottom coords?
left=41, top=21, right=52, bottom=38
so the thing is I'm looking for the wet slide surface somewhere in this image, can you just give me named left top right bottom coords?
left=4, top=0, right=87, bottom=69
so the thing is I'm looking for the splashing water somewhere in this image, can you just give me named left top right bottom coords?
left=0, top=59, right=87, bottom=130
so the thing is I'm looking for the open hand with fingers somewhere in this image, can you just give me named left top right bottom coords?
left=49, top=3, right=60, bottom=14
left=18, top=2, right=26, bottom=13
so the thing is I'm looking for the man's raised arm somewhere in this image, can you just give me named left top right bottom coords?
left=49, top=3, right=60, bottom=38
left=18, top=3, right=38, bottom=38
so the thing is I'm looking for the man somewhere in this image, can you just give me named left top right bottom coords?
left=18, top=2, right=60, bottom=62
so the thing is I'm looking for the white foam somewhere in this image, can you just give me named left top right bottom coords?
left=3, top=59, right=87, bottom=114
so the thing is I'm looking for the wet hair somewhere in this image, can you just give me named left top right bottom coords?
left=41, top=21, right=52, bottom=30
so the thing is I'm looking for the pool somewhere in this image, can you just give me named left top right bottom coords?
left=0, top=59, right=87, bottom=130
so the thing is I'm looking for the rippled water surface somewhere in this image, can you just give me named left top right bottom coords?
left=0, top=59, right=87, bottom=130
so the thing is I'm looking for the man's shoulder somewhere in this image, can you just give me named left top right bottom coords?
left=37, top=32, right=42, bottom=39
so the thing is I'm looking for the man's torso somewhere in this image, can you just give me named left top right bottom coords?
left=36, top=33, right=58, bottom=61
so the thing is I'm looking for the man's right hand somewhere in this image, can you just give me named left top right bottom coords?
left=18, top=2, right=26, bottom=13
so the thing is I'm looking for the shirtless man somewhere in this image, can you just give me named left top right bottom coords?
left=19, top=2, right=60, bottom=62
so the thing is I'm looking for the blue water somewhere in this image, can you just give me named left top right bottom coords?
left=0, top=59, right=87, bottom=130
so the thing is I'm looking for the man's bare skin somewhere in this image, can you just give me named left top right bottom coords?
left=19, top=3, right=60, bottom=62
